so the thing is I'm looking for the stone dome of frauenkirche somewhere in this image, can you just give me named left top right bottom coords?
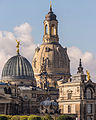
left=32, top=5, right=70, bottom=88
left=33, top=43, right=70, bottom=75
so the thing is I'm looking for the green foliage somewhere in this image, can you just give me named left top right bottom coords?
left=0, top=115, right=8, bottom=120
left=11, top=116, right=20, bottom=120
left=28, top=115, right=41, bottom=120
left=7, top=115, right=12, bottom=120
left=20, top=116, right=28, bottom=120
left=42, top=115, right=53, bottom=120
left=0, top=114, right=75, bottom=120
left=57, top=115, right=74, bottom=120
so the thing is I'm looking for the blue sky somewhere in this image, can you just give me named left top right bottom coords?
left=0, top=0, right=96, bottom=55
left=0, top=0, right=96, bottom=80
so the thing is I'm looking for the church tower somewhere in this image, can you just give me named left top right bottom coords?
left=32, top=4, right=70, bottom=90
left=43, top=4, right=59, bottom=43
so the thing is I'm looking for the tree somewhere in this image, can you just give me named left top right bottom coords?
left=0, top=115, right=7, bottom=120
left=57, top=115, right=74, bottom=120
left=42, top=115, right=53, bottom=120
left=28, top=115, right=41, bottom=120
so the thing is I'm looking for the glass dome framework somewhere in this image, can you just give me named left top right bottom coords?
left=1, top=54, right=35, bottom=86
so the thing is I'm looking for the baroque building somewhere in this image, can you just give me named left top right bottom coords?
left=0, top=3, right=96, bottom=120
left=32, top=5, right=70, bottom=89
left=58, top=59, right=96, bottom=120
left=1, top=53, right=35, bottom=86
left=0, top=41, right=49, bottom=114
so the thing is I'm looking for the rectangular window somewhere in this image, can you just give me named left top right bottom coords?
left=32, top=93, right=36, bottom=98
left=68, top=93, right=72, bottom=99
left=68, top=105, right=71, bottom=113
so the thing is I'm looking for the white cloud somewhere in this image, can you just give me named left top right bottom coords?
left=68, top=46, right=96, bottom=82
left=0, top=23, right=96, bottom=82
left=14, top=23, right=36, bottom=60
left=0, top=23, right=36, bottom=77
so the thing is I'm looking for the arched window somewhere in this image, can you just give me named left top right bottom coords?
left=8, top=87, right=11, bottom=94
left=68, top=105, right=71, bottom=113
left=51, top=24, right=56, bottom=35
left=50, top=104, right=53, bottom=109
left=45, top=109, right=48, bottom=113
left=41, top=105, right=44, bottom=110
left=68, top=93, right=72, bottom=99
left=45, top=58, right=50, bottom=67
left=86, top=88, right=93, bottom=99
left=60, top=88, right=63, bottom=94
left=45, top=24, right=48, bottom=34
left=4, top=87, right=7, bottom=94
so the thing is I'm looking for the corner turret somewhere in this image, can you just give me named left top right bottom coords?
left=77, top=59, right=84, bottom=74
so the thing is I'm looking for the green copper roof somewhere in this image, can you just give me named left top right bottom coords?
left=2, top=54, right=34, bottom=80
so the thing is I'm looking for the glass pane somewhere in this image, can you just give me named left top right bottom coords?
left=87, top=104, right=92, bottom=114
left=86, top=88, right=92, bottom=99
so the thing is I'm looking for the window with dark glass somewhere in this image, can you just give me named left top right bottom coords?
left=41, top=105, right=44, bottom=110
left=68, top=105, right=71, bottom=113
left=68, top=93, right=72, bottom=99
left=86, top=88, right=93, bottom=99
left=50, top=104, right=53, bottom=109
left=87, top=104, right=92, bottom=114
left=45, top=24, right=48, bottom=34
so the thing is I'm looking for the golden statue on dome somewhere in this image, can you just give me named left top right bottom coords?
left=86, top=70, right=90, bottom=81
left=16, top=40, right=20, bottom=54
left=50, top=1, right=52, bottom=8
